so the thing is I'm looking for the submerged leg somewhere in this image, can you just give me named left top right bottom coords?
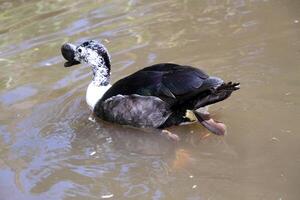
left=193, top=110, right=226, bottom=135
left=162, top=129, right=180, bottom=141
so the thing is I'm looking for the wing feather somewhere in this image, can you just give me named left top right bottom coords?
left=100, top=63, right=210, bottom=107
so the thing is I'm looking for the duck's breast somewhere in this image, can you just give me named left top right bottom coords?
left=86, top=82, right=111, bottom=110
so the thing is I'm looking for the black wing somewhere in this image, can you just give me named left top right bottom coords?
left=101, top=63, right=211, bottom=106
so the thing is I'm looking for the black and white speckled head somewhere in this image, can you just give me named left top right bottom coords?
left=61, top=40, right=111, bottom=86
left=74, top=40, right=111, bottom=73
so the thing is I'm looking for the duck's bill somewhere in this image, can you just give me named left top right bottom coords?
left=64, top=60, right=80, bottom=67
left=61, top=43, right=80, bottom=67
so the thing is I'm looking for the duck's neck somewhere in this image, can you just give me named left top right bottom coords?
left=86, top=65, right=111, bottom=110
left=92, top=65, right=110, bottom=86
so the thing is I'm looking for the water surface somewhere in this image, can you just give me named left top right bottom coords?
left=0, top=0, right=300, bottom=199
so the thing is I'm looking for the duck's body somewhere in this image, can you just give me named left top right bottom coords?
left=94, top=63, right=232, bottom=129
left=61, top=40, right=239, bottom=135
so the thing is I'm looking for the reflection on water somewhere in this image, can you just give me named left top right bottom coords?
left=0, top=0, right=300, bottom=199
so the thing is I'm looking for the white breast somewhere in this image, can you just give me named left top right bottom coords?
left=86, top=82, right=111, bottom=110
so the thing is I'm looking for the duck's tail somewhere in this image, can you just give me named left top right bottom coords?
left=193, top=81, right=240, bottom=109
left=159, top=81, right=240, bottom=129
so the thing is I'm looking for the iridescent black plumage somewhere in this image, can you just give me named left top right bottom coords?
left=95, top=63, right=238, bottom=128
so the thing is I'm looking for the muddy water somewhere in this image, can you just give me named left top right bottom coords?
left=0, top=0, right=299, bottom=199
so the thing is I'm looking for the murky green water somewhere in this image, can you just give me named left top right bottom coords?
left=0, top=0, right=300, bottom=199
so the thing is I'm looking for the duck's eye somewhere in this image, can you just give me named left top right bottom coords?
left=78, top=48, right=82, bottom=53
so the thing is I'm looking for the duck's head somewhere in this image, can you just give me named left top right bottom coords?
left=61, top=40, right=111, bottom=74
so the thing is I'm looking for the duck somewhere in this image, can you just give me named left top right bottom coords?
left=61, top=40, right=239, bottom=136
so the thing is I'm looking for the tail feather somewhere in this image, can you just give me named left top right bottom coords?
left=160, top=82, right=239, bottom=128
left=193, top=82, right=240, bottom=109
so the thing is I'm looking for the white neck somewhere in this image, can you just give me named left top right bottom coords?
left=86, top=82, right=111, bottom=110
left=81, top=49, right=111, bottom=110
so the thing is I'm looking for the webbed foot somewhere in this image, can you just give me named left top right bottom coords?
left=194, top=110, right=226, bottom=135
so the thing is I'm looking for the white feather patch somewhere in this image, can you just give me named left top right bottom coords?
left=86, top=82, right=111, bottom=110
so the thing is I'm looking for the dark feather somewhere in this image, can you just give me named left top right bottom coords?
left=100, top=63, right=210, bottom=107
left=95, top=94, right=171, bottom=128
left=93, top=62, right=239, bottom=129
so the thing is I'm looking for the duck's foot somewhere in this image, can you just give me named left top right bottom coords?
left=194, top=110, right=226, bottom=136
left=162, top=130, right=180, bottom=142
left=88, top=113, right=96, bottom=123
left=172, top=149, right=193, bottom=170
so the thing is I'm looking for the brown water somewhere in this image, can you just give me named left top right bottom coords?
left=0, top=0, right=300, bottom=199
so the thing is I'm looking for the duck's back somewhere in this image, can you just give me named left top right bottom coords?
left=100, top=63, right=211, bottom=106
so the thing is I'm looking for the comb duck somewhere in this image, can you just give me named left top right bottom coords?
left=61, top=40, right=239, bottom=135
